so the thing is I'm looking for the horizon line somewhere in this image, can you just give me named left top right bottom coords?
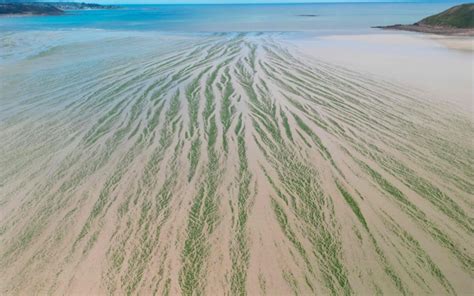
left=89, top=0, right=467, bottom=4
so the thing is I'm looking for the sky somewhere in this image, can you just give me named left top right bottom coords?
left=70, top=0, right=457, bottom=4
left=4, top=0, right=458, bottom=4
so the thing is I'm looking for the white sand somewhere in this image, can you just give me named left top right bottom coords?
left=289, top=32, right=474, bottom=111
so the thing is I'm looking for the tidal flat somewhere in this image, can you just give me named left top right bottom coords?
left=0, top=29, right=473, bottom=295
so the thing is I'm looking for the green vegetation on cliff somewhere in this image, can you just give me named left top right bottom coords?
left=417, top=3, right=474, bottom=28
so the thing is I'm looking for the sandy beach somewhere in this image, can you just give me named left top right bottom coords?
left=0, top=28, right=472, bottom=295
left=291, top=32, right=473, bottom=108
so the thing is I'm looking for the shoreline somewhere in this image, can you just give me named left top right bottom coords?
left=374, top=24, right=474, bottom=36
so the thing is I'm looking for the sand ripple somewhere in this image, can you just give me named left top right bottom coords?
left=0, top=32, right=472, bottom=295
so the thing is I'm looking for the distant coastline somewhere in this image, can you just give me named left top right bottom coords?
left=0, top=2, right=118, bottom=16
left=375, top=3, right=474, bottom=36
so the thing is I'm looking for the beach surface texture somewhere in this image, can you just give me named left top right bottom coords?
left=0, top=3, right=473, bottom=295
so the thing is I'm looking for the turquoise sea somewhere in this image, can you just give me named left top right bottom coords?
left=0, top=1, right=468, bottom=33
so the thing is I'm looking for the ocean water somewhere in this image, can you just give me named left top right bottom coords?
left=0, top=1, right=467, bottom=62
left=0, top=1, right=468, bottom=33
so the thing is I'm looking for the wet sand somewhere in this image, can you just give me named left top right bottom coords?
left=290, top=32, right=473, bottom=108
left=0, top=31, right=473, bottom=295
